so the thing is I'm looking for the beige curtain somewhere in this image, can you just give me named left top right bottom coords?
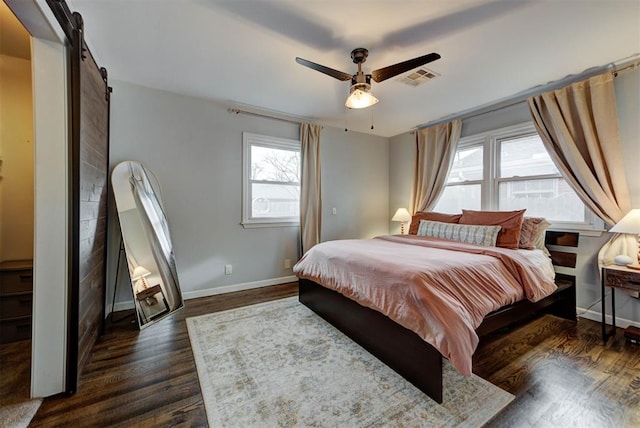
left=300, top=123, right=322, bottom=254
left=411, top=120, right=462, bottom=213
left=528, top=72, right=634, bottom=265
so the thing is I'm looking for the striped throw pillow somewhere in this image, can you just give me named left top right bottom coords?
left=519, top=217, right=551, bottom=251
left=417, top=220, right=502, bottom=247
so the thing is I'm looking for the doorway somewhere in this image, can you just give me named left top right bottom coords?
left=0, top=0, right=35, bottom=409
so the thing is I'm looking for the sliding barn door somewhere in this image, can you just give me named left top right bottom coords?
left=47, top=1, right=111, bottom=393
left=70, top=21, right=111, bottom=392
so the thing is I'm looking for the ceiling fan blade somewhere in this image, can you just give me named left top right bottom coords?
left=295, top=57, right=352, bottom=81
left=371, top=53, right=441, bottom=83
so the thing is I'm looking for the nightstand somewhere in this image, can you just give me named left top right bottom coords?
left=601, top=264, right=640, bottom=343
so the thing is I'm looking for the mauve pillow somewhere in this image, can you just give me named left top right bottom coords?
left=459, top=209, right=526, bottom=249
left=533, top=219, right=552, bottom=256
left=409, top=211, right=462, bottom=235
left=519, top=217, right=549, bottom=250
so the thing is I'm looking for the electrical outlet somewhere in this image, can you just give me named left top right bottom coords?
left=332, top=207, right=337, bottom=215
left=284, top=259, right=291, bottom=269
left=225, top=264, right=232, bottom=275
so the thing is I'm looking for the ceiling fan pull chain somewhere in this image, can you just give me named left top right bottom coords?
left=344, top=106, right=348, bottom=132
left=370, top=106, right=375, bottom=130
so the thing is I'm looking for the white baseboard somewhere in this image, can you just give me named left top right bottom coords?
left=183, top=275, right=298, bottom=299
left=577, top=306, right=640, bottom=329
left=110, top=284, right=640, bottom=330
left=110, top=275, right=298, bottom=313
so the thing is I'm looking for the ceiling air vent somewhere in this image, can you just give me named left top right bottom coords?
left=397, top=68, right=439, bottom=86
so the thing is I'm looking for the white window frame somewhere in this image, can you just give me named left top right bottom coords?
left=242, top=132, right=300, bottom=228
left=438, top=122, right=604, bottom=235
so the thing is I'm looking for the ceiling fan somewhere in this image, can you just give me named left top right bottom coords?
left=295, top=48, right=441, bottom=109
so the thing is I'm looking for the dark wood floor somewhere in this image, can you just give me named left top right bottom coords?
left=27, top=282, right=297, bottom=427
left=476, top=314, right=640, bottom=427
left=0, top=339, right=32, bottom=408
left=9, top=282, right=639, bottom=427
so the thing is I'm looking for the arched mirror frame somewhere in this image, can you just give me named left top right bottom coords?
left=111, top=161, right=184, bottom=329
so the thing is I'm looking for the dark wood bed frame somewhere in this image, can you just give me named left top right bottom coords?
left=298, top=231, right=579, bottom=404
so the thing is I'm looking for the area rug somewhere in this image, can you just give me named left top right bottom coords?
left=187, top=297, right=514, bottom=427
left=0, top=399, right=42, bottom=428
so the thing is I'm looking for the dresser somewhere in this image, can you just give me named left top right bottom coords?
left=0, top=260, right=33, bottom=343
left=601, top=264, right=640, bottom=343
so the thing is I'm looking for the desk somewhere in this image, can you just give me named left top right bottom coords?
left=601, top=265, right=640, bottom=343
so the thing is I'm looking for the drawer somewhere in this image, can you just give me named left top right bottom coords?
left=604, top=268, right=640, bottom=292
left=0, top=292, right=33, bottom=319
left=0, top=269, right=33, bottom=294
left=0, top=317, right=32, bottom=344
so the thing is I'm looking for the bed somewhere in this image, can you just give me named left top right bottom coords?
left=293, top=212, right=578, bottom=404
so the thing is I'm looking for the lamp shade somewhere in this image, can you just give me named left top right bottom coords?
left=609, top=209, right=640, bottom=234
left=345, top=83, right=379, bottom=109
left=132, top=265, right=151, bottom=280
left=391, top=208, right=412, bottom=222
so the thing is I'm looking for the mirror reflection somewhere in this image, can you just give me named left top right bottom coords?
left=111, top=161, right=183, bottom=328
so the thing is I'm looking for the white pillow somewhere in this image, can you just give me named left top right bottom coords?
left=417, top=220, right=502, bottom=247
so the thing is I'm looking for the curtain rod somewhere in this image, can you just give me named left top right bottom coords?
left=414, top=54, right=640, bottom=131
left=228, top=107, right=314, bottom=126
left=613, top=61, right=639, bottom=76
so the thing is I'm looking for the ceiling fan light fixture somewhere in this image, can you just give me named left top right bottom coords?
left=345, top=83, right=379, bottom=109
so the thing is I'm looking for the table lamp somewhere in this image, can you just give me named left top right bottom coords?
left=132, top=265, right=151, bottom=290
left=609, top=209, right=640, bottom=270
left=392, top=208, right=412, bottom=235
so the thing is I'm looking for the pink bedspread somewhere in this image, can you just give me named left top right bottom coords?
left=293, top=235, right=557, bottom=375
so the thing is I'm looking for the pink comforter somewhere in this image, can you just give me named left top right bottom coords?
left=293, top=235, right=557, bottom=375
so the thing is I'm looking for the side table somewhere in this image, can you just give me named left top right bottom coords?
left=601, top=264, right=640, bottom=343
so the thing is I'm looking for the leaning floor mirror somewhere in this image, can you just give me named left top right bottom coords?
left=111, top=161, right=184, bottom=329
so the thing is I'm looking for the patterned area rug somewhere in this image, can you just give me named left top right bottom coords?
left=0, top=400, right=42, bottom=428
left=187, top=297, right=514, bottom=427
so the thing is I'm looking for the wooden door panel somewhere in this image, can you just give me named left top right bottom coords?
left=47, top=0, right=111, bottom=393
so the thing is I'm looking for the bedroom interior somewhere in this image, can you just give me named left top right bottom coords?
left=1, top=0, right=639, bottom=426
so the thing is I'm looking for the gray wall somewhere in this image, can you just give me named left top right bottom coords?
left=108, top=81, right=389, bottom=307
left=389, top=68, right=640, bottom=326
left=321, top=127, right=389, bottom=241
left=388, top=132, right=414, bottom=235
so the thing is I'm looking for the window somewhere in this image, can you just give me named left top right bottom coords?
left=433, top=123, right=603, bottom=231
left=242, top=133, right=300, bottom=227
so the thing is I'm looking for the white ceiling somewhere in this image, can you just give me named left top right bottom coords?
left=67, top=0, right=640, bottom=137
